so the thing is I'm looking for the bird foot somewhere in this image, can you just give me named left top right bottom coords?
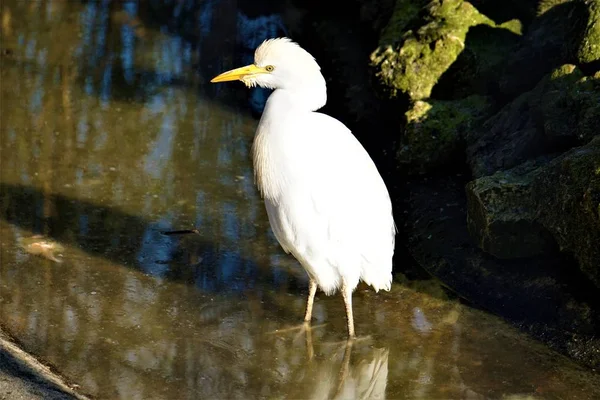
left=267, top=322, right=327, bottom=360
left=267, top=322, right=327, bottom=337
left=322, top=334, right=372, bottom=348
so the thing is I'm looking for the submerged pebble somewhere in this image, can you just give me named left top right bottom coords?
left=19, top=235, right=65, bottom=263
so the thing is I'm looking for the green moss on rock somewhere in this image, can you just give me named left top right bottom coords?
left=399, top=95, right=492, bottom=174
left=498, top=0, right=589, bottom=98
left=433, top=22, right=522, bottom=99
left=498, top=18, right=523, bottom=34
left=538, top=0, right=572, bottom=15
left=468, top=64, right=600, bottom=177
left=377, top=0, right=427, bottom=46
left=371, top=0, right=494, bottom=100
left=466, top=158, right=555, bottom=259
left=532, top=136, right=600, bottom=287
left=466, top=136, right=600, bottom=285
left=535, top=64, right=600, bottom=143
left=577, top=0, right=600, bottom=65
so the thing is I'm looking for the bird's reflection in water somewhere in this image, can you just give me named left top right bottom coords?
left=287, top=339, right=389, bottom=400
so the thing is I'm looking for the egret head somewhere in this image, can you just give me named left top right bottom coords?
left=211, top=37, right=327, bottom=110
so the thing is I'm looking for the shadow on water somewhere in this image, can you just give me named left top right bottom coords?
left=0, top=182, right=284, bottom=295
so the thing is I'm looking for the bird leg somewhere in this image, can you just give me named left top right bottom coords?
left=321, top=282, right=370, bottom=347
left=267, top=278, right=325, bottom=337
left=267, top=278, right=322, bottom=360
left=342, top=280, right=356, bottom=339
left=301, top=278, right=318, bottom=360
left=304, top=278, right=318, bottom=324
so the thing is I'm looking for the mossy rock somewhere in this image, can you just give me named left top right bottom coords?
left=375, top=0, right=428, bottom=47
left=532, top=135, right=600, bottom=287
left=466, top=157, right=557, bottom=259
left=470, top=0, right=538, bottom=24
left=399, top=95, right=493, bottom=174
left=468, top=64, right=600, bottom=178
left=537, top=0, right=573, bottom=15
left=432, top=21, right=522, bottom=99
left=466, top=136, right=600, bottom=286
left=498, top=0, right=590, bottom=98
left=358, top=0, right=409, bottom=36
left=535, top=64, right=600, bottom=143
left=371, top=0, right=494, bottom=101
left=577, top=0, right=600, bottom=69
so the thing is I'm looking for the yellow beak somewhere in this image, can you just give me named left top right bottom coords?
left=210, top=64, right=268, bottom=83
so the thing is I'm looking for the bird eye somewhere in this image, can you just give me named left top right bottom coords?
left=265, top=65, right=275, bottom=72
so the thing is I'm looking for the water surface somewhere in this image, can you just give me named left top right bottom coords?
left=1, top=1, right=599, bottom=399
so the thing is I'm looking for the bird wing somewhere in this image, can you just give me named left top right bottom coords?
left=260, top=111, right=395, bottom=291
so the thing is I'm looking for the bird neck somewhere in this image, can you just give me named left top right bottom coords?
left=277, top=78, right=327, bottom=112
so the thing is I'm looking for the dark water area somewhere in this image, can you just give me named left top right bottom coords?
left=1, top=1, right=599, bottom=398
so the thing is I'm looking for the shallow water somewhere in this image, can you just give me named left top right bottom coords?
left=1, top=1, right=599, bottom=399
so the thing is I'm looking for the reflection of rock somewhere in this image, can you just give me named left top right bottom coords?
left=455, top=302, right=599, bottom=399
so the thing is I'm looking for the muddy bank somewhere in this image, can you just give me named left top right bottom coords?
left=0, top=327, right=88, bottom=400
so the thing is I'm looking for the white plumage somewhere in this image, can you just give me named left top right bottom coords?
left=211, top=37, right=396, bottom=338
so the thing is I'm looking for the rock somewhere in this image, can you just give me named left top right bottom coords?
left=399, top=95, right=493, bottom=174
left=467, top=64, right=600, bottom=178
left=498, top=0, right=590, bottom=98
left=432, top=21, right=522, bottom=99
left=532, top=136, right=600, bottom=287
left=470, top=0, right=538, bottom=24
left=466, top=136, right=600, bottom=285
left=465, top=157, right=556, bottom=258
left=405, top=175, right=600, bottom=369
left=370, top=0, right=494, bottom=101
left=18, top=235, right=65, bottom=263
left=537, top=0, right=572, bottom=15
left=374, top=0, right=427, bottom=47
left=0, top=328, right=89, bottom=400
left=355, top=0, right=397, bottom=33
left=537, top=65, right=599, bottom=144
left=577, top=0, right=600, bottom=69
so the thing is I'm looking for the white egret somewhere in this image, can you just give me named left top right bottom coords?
left=211, top=37, right=396, bottom=339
